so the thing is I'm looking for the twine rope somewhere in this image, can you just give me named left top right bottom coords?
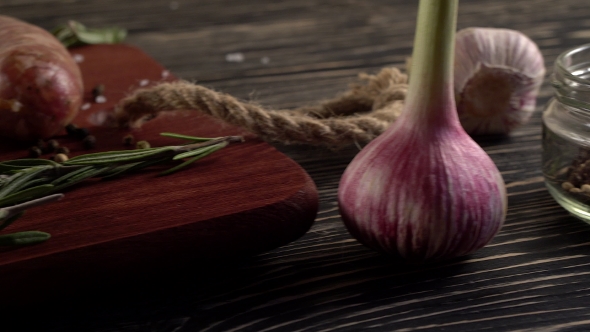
left=114, top=67, right=408, bottom=149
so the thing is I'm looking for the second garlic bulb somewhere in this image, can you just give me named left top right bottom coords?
left=454, top=27, right=545, bottom=135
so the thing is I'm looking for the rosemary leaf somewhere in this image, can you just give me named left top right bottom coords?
left=11, top=159, right=59, bottom=166
left=52, top=166, right=110, bottom=192
left=0, top=184, right=55, bottom=208
left=51, top=165, right=95, bottom=186
left=161, top=143, right=227, bottom=176
left=0, top=194, right=63, bottom=218
left=20, top=177, right=53, bottom=190
left=75, top=29, right=126, bottom=45
left=0, top=166, right=51, bottom=200
left=64, top=147, right=173, bottom=165
left=0, top=165, right=28, bottom=173
left=173, top=141, right=228, bottom=160
left=9, top=194, right=63, bottom=210
left=52, top=20, right=127, bottom=48
left=52, top=26, right=74, bottom=43
left=101, top=157, right=169, bottom=179
left=159, top=155, right=202, bottom=176
left=66, top=147, right=167, bottom=160
left=99, top=162, right=142, bottom=179
left=49, top=164, right=95, bottom=178
left=160, top=132, right=217, bottom=142
left=0, top=231, right=50, bottom=246
left=0, top=159, right=56, bottom=173
left=0, top=172, right=22, bottom=190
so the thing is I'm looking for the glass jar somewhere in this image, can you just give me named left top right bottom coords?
left=543, top=43, right=590, bottom=221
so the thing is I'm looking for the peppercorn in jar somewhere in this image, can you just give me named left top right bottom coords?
left=543, top=43, right=590, bottom=222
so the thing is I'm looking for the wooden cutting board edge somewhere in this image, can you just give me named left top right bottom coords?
left=2, top=166, right=318, bottom=305
left=0, top=44, right=320, bottom=305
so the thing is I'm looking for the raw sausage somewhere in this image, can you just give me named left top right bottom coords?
left=0, top=15, right=83, bottom=141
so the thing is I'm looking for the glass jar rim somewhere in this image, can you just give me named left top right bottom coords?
left=555, top=43, right=590, bottom=86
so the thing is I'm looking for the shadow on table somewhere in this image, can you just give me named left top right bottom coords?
left=1, top=243, right=476, bottom=332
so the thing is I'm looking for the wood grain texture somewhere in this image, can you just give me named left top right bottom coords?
left=2, top=0, right=590, bottom=331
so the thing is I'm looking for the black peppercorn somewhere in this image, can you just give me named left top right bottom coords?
left=122, top=134, right=135, bottom=146
left=65, top=123, right=89, bottom=139
left=82, top=135, right=97, bottom=149
left=92, top=84, right=105, bottom=99
left=75, top=127, right=90, bottom=139
left=44, top=139, right=60, bottom=153
left=35, top=139, right=46, bottom=150
left=65, top=123, right=78, bottom=136
left=28, top=146, right=42, bottom=158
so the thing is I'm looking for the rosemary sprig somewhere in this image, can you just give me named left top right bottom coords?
left=0, top=194, right=63, bottom=246
left=0, top=133, right=243, bottom=246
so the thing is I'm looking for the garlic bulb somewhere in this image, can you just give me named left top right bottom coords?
left=337, top=0, right=507, bottom=263
left=454, top=27, right=545, bottom=135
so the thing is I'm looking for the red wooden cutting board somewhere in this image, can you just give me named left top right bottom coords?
left=0, top=44, right=318, bottom=304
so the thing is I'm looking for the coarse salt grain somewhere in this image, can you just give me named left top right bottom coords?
left=139, top=79, right=149, bottom=87
left=225, top=52, right=244, bottom=63
left=81, top=102, right=91, bottom=111
left=72, top=54, right=84, bottom=63
left=87, top=110, right=109, bottom=126
left=11, top=101, right=22, bottom=112
left=95, top=95, right=107, bottom=103
left=161, top=70, right=170, bottom=78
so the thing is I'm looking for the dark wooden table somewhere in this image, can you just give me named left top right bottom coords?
left=3, top=0, right=590, bottom=331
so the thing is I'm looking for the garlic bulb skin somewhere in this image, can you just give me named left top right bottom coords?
left=338, top=118, right=507, bottom=262
left=454, top=27, right=545, bottom=135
